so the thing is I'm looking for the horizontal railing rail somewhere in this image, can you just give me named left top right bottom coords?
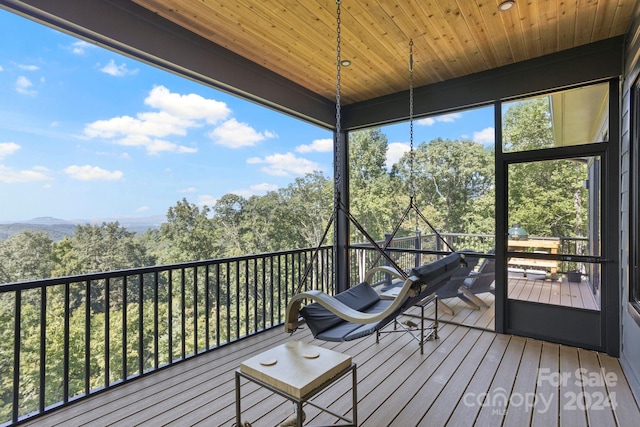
left=0, top=246, right=333, bottom=426
left=350, top=232, right=589, bottom=282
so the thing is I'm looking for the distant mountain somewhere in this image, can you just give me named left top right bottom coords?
left=0, top=215, right=166, bottom=241
left=0, top=222, right=77, bottom=241
left=18, top=216, right=76, bottom=225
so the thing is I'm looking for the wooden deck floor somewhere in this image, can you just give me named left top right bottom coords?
left=508, top=276, right=600, bottom=310
left=428, top=276, right=599, bottom=332
left=23, top=307, right=640, bottom=427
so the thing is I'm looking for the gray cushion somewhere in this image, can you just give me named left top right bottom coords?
left=410, top=252, right=461, bottom=282
left=300, top=281, right=380, bottom=339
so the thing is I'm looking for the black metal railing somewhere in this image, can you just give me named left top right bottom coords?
left=0, top=246, right=332, bottom=426
left=1, top=232, right=590, bottom=425
left=350, top=232, right=589, bottom=282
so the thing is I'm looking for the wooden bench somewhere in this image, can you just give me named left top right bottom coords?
left=508, top=239, right=560, bottom=279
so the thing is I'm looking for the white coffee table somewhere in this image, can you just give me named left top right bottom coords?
left=235, top=340, right=357, bottom=426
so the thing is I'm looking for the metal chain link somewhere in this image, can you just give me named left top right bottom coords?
left=334, top=0, right=342, bottom=246
left=335, top=0, right=342, bottom=201
left=408, top=40, right=418, bottom=232
left=408, top=39, right=414, bottom=199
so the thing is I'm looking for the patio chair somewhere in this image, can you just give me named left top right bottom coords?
left=459, top=251, right=496, bottom=308
left=434, top=251, right=482, bottom=315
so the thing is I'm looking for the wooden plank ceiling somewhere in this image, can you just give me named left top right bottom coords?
left=132, top=0, right=638, bottom=105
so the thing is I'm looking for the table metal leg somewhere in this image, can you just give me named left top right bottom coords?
left=296, top=400, right=304, bottom=427
left=352, top=364, right=358, bottom=426
left=420, top=303, right=425, bottom=355
left=434, top=296, right=439, bottom=340
left=235, top=371, right=241, bottom=426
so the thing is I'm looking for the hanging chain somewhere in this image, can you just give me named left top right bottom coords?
left=335, top=1, right=342, bottom=139
left=333, top=0, right=342, bottom=246
left=408, top=39, right=419, bottom=232
left=408, top=39, right=414, bottom=200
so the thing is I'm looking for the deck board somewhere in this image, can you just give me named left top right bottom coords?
left=503, top=338, right=542, bottom=426
left=560, top=345, right=589, bottom=427
left=421, top=330, right=496, bottom=426
left=579, top=348, right=618, bottom=427
left=381, top=327, right=481, bottom=426
left=22, top=317, right=639, bottom=427
left=532, top=341, right=560, bottom=427
left=444, top=333, right=512, bottom=426
left=475, top=335, right=526, bottom=425
left=507, top=277, right=600, bottom=310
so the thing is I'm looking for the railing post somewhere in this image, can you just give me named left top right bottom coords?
left=12, top=290, right=21, bottom=425
left=384, top=233, right=392, bottom=286
left=414, top=230, right=422, bottom=268
left=335, top=129, right=350, bottom=293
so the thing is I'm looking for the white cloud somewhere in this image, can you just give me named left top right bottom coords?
left=85, top=112, right=195, bottom=139
left=17, top=64, right=39, bottom=71
left=84, top=86, right=230, bottom=155
left=250, top=182, right=279, bottom=192
left=144, top=85, right=230, bottom=124
left=0, top=142, right=20, bottom=159
left=100, top=59, right=139, bottom=77
left=70, top=41, right=94, bottom=55
left=473, top=127, right=495, bottom=145
left=247, top=152, right=321, bottom=176
left=209, top=118, right=275, bottom=148
left=197, top=194, right=218, bottom=207
left=117, top=135, right=196, bottom=155
left=418, top=117, right=435, bottom=126
left=417, top=112, right=462, bottom=126
left=231, top=182, right=279, bottom=197
left=136, top=205, right=150, bottom=213
left=386, top=142, right=410, bottom=169
left=84, top=115, right=198, bottom=155
left=296, top=138, right=333, bottom=153
left=438, top=113, right=462, bottom=122
left=0, top=165, right=51, bottom=183
left=178, top=187, right=197, bottom=193
left=64, top=165, right=123, bottom=181
left=16, top=76, right=36, bottom=95
left=0, top=65, right=4, bottom=72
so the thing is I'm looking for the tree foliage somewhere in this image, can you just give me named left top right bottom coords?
left=504, top=98, right=588, bottom=237
left=0, top=231, right=54, bottom=283
left=394, top=137, right=494, bottom=233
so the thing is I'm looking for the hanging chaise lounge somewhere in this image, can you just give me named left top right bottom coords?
left=284, top=251, right=464, bottom=341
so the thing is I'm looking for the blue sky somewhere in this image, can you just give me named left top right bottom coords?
left=0, top=9, right=494, bottom=222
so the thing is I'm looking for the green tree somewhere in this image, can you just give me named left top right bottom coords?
left=241, top=191, right=286, bottom=253
left=51, top=222, right=150, bottom=276
left=0, top=231, right=54, bottom=283
left=277, top=171, right=333, bottom=248
left=503, top=97, right=553, bottom=151
left=348, top=128, right=402, bottom=241
left=211, top=194, right=246, bottom=257
left=504, top=98, right=587, bottom=237
left=396, top=138, right=494, bottom=233
left=159, top=198, right=219, bottom=262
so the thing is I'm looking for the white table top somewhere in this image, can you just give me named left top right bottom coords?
left=239, top=340, right=352, bottom=399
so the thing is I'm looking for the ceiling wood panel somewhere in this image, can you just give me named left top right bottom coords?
left=127, top=0, right=638, bottom=105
